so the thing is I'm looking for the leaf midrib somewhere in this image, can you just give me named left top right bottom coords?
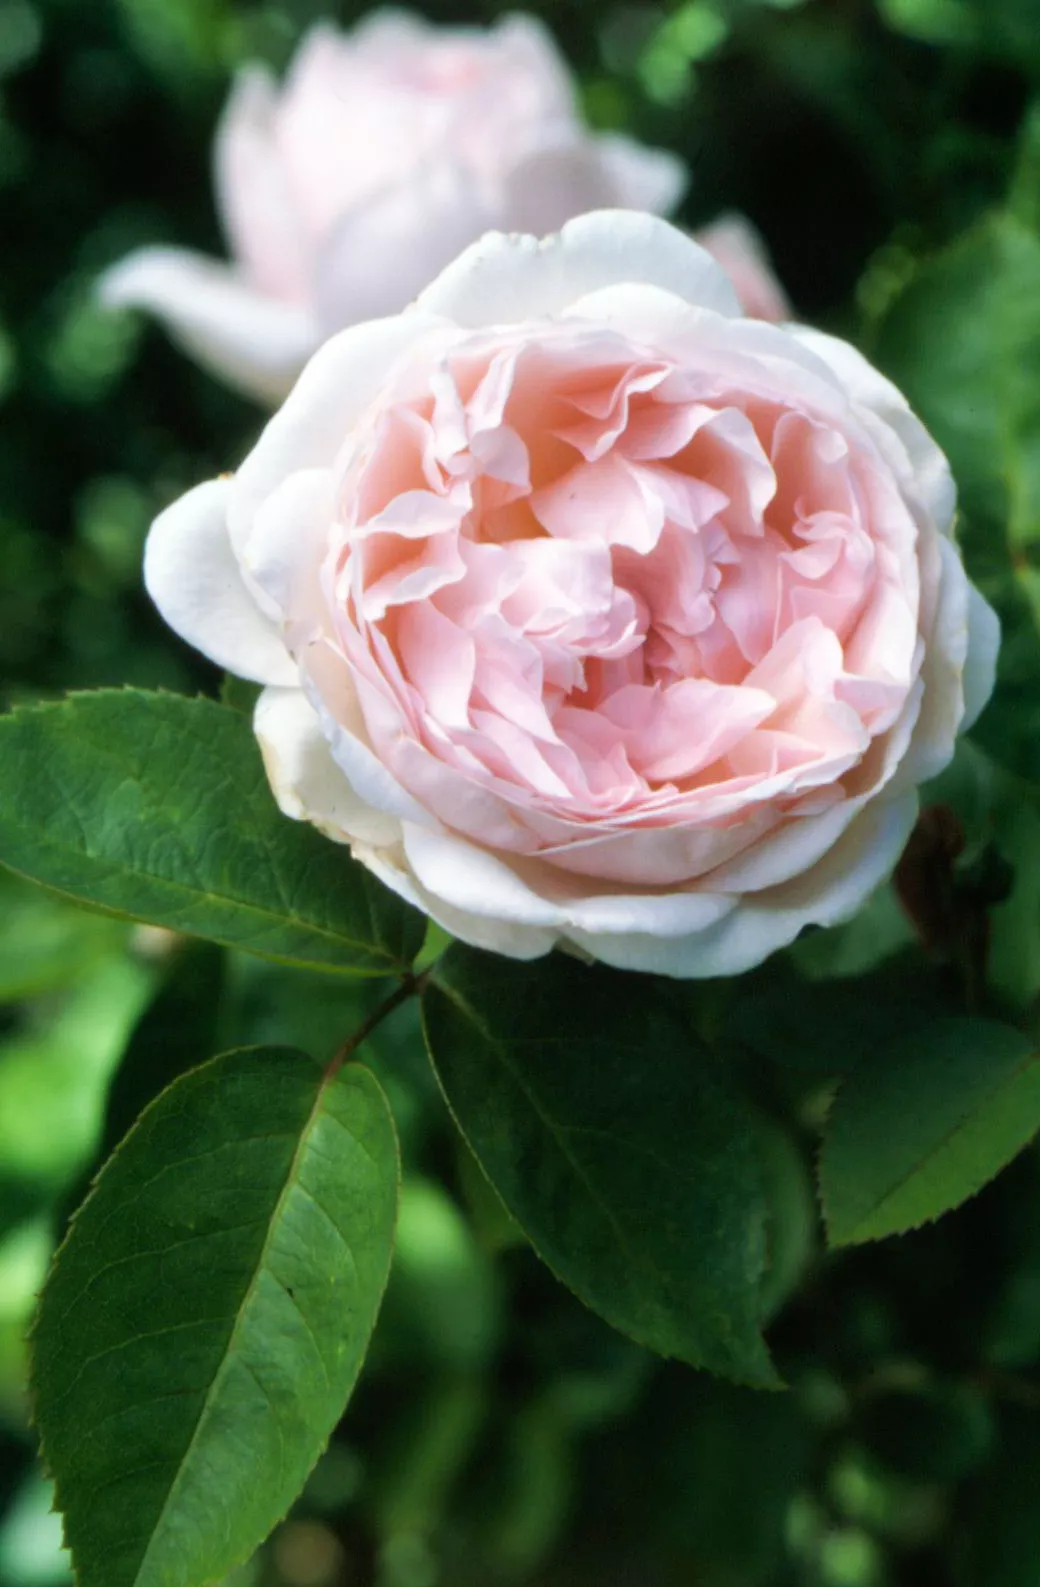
left=0, top=693, right=401, bottom=969
left=428, top=977, right=757, bottom=1369
left=0, top=836, right=393, bottom=969
left=131, top=1064, right=339, bottom=1587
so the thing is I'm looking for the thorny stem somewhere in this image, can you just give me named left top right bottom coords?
left=326, top=966, right=432, bottom=1078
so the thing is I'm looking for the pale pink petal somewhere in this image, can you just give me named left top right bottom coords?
left=788, top=325, right=957, bottom=533
left=402, top=825, right=564, bottom=928
left=596, top=132, right=688, bottom=215
left=695, top=214, right=791, bottom=324
left=313, top=165, right=495, bottom=331
left=597, top=679, right=775, bottom=782
left=497, top=141, right=623, bottom=236
left=214, top=66, right=310, bottom=302
left=229, top=310, right=454, bottom=551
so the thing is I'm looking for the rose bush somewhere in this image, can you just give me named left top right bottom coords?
left=144, top=210, right=998, bottom=977
left=98, top=11, right=686, bottom=403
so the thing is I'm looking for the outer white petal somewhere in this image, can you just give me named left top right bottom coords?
left=301, top=656, right=435, bottom=829
left=414, top=209, right=740, bottom=328
left=99, top=247, right=320, bottom=405
left=596, top=132, right=689, bottom=215
left=253, top=685, right=402, bottom=846
left=702, top=796, right=868, bottom=894
left=894, top=536, right=975, bottom=791
left=402, top=825, right=564, bottom=928
left=962, top=583, right=1000, bottom=731
left=229, top=309, right=453, bottom=549
left=788, top=324, right=956, bottom=533
left=239, top=467, right=333, bottom=626
left=566, top=793, right=918, bottom=978
left=144, top=478, right=296, bottom=685
left=358, top=839, right=557, bottom=960
left=402, top=823, right=736, bottom=936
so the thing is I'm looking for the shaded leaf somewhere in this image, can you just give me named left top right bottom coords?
left=821, top=1017, right=1040, bottom=1245
left=874, top=212, right=1040, bottom=594
left=422, top=946, right=775, bottom=1386
left=33, top=1045, right=399, bottom=1587
left=0, top=690, right=423, bottom=976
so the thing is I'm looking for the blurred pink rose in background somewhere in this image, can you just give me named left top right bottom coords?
left=695, top=214, right=791, bottom=325
left=99, top=11, right=687, bottom=403
left=144, top=211, right=997, bottom=977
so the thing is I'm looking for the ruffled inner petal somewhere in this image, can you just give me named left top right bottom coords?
left=298, top=317, right=928, bottom=890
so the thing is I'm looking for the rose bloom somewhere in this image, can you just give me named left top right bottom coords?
left=145, top=211, right=998, bottom=978
left=98, top=11, right=687, bottom=404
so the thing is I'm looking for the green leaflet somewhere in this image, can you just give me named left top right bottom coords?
left=422, top=946, right=776, bottom=1387
left=0, top=690, right=423, bottom=976
left=873, top=212, right=1040, bottom=590
left=820, top=1017, right=1040, bottom=1245
left=32, top=1046, right=399, bottom=1587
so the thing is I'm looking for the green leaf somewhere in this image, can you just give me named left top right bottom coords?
left=873, top=213, right=1040, bottom=593
left=32, top=1045, right=399, bottom=1587
left=421, top=946, right=776, bottom=1386
left=820, top=1017, right=1040, bottom=1246
left=731, top=955, right=949, bottom=1075
left=0, top=690, right=424, bottom=977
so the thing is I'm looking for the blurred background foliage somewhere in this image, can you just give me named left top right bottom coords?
left=3, top=0, right=1040, bottom=1583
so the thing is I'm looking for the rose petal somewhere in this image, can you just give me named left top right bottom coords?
left=144, top=478, right=296, bottom=686
left=99, top=247, right=320, bottom=405
left=415, top=209, right=741, bottom=328
left=214, top=65, right=311, bottom=303
left=596, top=131, right=689, bottom=215
left=565, top=791, right=918, bottom=976
left=229, top=309, right=455, bottom=550
left=254, top=684, right=402, bottom=846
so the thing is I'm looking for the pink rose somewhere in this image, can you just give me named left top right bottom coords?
left=99, top=12, right=686, bottom=404
left=145, top=211, right=998, bottom=977
left=695, top=213, right=792, bottom=324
